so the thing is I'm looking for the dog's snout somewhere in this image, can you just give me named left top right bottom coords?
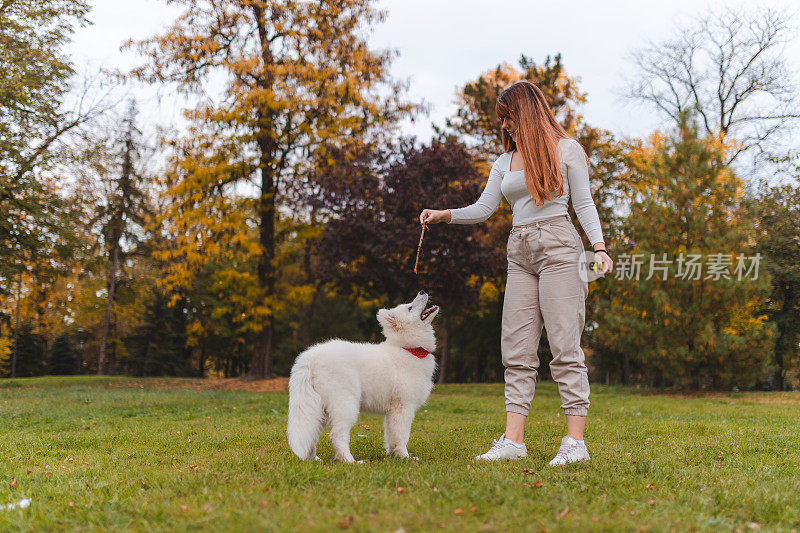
left=417, top=290, right=427, bottom=296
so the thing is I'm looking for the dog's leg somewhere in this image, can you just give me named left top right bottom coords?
left=383, top=412, right=397, bottom=455
left=328, top=400, right=358, bottom=463
left=391, top=408, right=417, bottom=459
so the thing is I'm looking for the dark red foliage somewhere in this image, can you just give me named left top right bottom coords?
left=310, top=136, right=505, bottom=310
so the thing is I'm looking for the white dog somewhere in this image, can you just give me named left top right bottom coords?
left=287, top=290, right=440, bottom=463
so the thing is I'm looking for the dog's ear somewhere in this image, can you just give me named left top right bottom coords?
left=377, top=308, right=400, bottom=331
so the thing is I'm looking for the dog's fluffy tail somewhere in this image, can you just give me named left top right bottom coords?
left=287, top=353, right=325, bottom=460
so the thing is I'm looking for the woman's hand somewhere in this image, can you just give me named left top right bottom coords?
left=419, top=209, right=451, bottom=225
left=594, top=250, right=613, bottom=275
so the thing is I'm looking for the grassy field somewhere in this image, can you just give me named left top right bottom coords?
left=0, top=377, right=798, bottom=532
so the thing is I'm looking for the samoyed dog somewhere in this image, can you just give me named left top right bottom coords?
left=287, top=290, right=440, bottom=463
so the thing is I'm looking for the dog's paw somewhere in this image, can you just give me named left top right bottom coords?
left=313, top=455, right=322, bottom=461
left=392, top=450, right=416, bottom=460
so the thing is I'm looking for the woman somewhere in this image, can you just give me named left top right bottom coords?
left=419, top=80, right=613, bottom=466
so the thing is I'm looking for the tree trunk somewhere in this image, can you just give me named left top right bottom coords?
left=198, top=345, right=206, bottom=378
left=622, top=351, right=631, bottom=385
left=301, top=240, right=320, bottom=348
left=302, top=286, right=318, bottom=348
left=772, top=283, right=796, bottom=391
left=248, top=4, right=276, bottom=380
left=98, top=238, right=120, bottom=375
left=249, top=159, right=276, bottom=379
left=437, top=314, right=450, bottom=384
left=11, top=270, right=21, bottom=378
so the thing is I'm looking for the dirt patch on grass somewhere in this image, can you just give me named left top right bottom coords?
left=110, top=377, right=290, bottom=392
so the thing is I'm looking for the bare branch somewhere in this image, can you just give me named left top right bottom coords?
left=619, top=4, right=800, bottom=162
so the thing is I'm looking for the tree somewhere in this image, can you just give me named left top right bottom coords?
left=437, top=52, right=587, bottom=160
left=7, top=322, right=46, bottom=377
left=744, top=180, right=800, bottom=389
left=311, top=137, right=506, bottom=382
left=1, top=0, right=111, bottom=375
left=87, top=101, right=151, bottom=375
left=128, top=0, right=420, bottom=378
left=47, top=332, right=78, bottom=375
left=125, top=288, right=193, bottom=377
left=0, top=0, right=94, bottom=278
left=620, top=4, right=800, bottom=165
left=594, top=110, right=775, bottom=389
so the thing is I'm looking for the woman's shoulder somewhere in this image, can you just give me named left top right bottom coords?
left=558, top=137, right=581, bottom=149
left=491, top=151, right=513, bottom=169
left=557, top=137, right=585, bottom=160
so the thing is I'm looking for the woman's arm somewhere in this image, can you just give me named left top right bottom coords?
left=564, top=139, right=605, bottom=250
left=446, top=155, right=505, bottom=225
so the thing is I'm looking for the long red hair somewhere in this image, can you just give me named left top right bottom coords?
left=495, top=80, right=572, bottom=206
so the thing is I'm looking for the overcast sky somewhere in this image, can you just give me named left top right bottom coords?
left=66, top=0, right=800, bottom=172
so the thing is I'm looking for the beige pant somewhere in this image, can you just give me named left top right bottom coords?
left=502, top=213, right=590, bottom=417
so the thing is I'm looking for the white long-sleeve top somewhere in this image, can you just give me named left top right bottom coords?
left=447, top=137, right=605, bottom=245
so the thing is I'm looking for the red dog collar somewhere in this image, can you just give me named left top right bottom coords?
left=404, top=347, right=430, bottom=359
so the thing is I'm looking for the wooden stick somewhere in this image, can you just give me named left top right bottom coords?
left=414, top=222, right=427, bottom=274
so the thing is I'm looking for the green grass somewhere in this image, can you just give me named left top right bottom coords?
left=0, top=377, right=799, bottom=532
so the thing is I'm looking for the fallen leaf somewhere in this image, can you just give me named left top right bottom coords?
left=454, top=507, right=464, bottom=515
left=558, top=506, right=569, bottom=519
left=396, top=486, right=407, bottom=493
left=10, top=477, right=17, bottom=488
left=69, top=501, right=75, bottom=508
left=469, top=506, right=477, bottom=512
left=646, top=483, right=655, bottom=490
left=534, top=481, right=544, bottom=488
left=431, top=487, right=439, bottom=492
left=591, top=516, right=599, bottom=522
left=748, top=523, right=761, bottom=531
left=522, top=469, right=534, bottom=475
left=337, top=516, right=354, bottom=529
left=179, top=505, right=188, bottom=511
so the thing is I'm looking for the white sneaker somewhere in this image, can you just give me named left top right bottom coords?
left=474, top=434, right=528, bottom=461
left=548, top=436, right=590, bottom=466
